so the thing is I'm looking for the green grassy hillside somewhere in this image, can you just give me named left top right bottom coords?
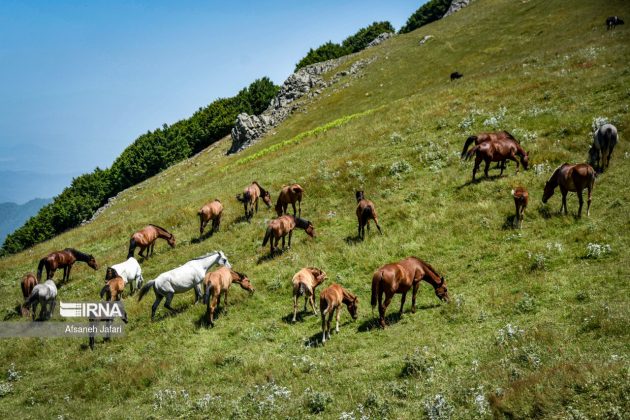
left=1, top=0, right=629, bottom=418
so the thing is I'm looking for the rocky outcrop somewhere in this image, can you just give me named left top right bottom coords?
left=366, top=32, right=394, bottom=48
left=444, top=0, right=473, bottom=17
left=229, top=54, right=377, bottom=154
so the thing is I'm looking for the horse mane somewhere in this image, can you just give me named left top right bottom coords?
left=252, top=181, right=267, bottom=196
left=514, top=143, right=527, bottom=157
left=295, top=217, right=311, bottom=229
left=64, top=248, right=93, bottom=261
left=503, top=130, right=517, bottom=141
left=192, top=251, right=219, bottom=260
left=410, top=257, right=443, bottom=284
left=149, top=224, right=172, bottom=238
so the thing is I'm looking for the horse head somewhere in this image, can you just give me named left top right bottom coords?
left=542, top=180, right=555, bottom=203
left=217, top=251, right=231, bottom=269
left=88, top=256, right=98, bottom=270
left=355, top=191, right=365, bottom=202
left=261, top=190, right=272, bottom=208
left=310, top=268, right=327, bottom=285
left=105, top=267, right=118, bottom=280
left=347, top=296, right=359, bottom=320
left=435, top=276, right=450, bottom=303
left=520, top=153, right=529, bottom=170
left=167, top=234, right=176, bottom=248
left=235, top=273, right=255, bottom=293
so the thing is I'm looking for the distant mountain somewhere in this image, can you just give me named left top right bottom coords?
left=0, top=198, right=52, bottom=243
left=0, top=171, right=78, bottom=204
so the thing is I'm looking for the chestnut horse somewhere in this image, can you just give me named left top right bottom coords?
left=100, top=276, right=126, bottom=301
left=511, top=187, right=529, bottom=228
left=320, top=283, right=358, bottom=343
left=275, top=184, right=304, bottom=217
left=467, top=138, right=529, bottom=181
left=20, top=273, right=38, bottom=317
left=262, top=215, right=315, bottom=254
left=371, top=257, right=449, bottom=328
left=237, top=181, right=271, bottom=221
left=203, top=267, right=254, bottom=326
left=461, top=130, right=516, bottom=159
left=542, top=163, right=596, bottom=217
left=37, top=248, right=98, bottom=282
left=355, top=191, right=382, bottom=239
left=198, top=199, right=223, bottom=236
left=292, top=267, right=327, bottom=322
left=128, top=224, right=175, bottom=259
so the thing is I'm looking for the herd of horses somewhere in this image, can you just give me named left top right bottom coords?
left=16, top=120, right=619, bottom=346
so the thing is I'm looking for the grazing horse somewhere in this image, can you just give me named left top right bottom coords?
left=467, top=138, right=529, bottom=181
left=319, top=284, right=358, bottom=343
left=236, top=181, right=271, bottom=221
left=461, top=131, right=517, bottom=159
left=292, top=267, right=327, bottom=322
left=371, top=257, right=449, bottom=328
left=589, top=124, right=618, bottom=172
left=20, top=273, right=38, bottom=317
left=606, top=16, right=624, bottom=30
left=198, top=199, right=223, bottom=236
left=100, top=276, right=126, bottom=302
left=105, top=257, right=144, bottom=296
left=24, top=280, right=57, bottom=321
left=450, top=71, right=463, bottom=81
left=511, top=187, right=529, bottom=229
left=128, top=224, right=175, bottom=259
left=542, top=163, right=596, bottom=217
left=262, top=215, right=315, bottom=254
left=37, top=248, right=98, bottom=282
left=356, top=191, right=382, bottom=239
left=203, top=266, right=254, bottom=326
left=138, top=251, right=231, bottom=320
left=275, top=184, right=304, bottom=217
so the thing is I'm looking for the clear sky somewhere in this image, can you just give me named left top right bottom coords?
left=0, top=0, right=423, bottom=203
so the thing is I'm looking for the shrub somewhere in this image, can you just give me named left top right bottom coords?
left=306, top=390, right=332, bottom=414
left=399, top=0, right=452, bottom=34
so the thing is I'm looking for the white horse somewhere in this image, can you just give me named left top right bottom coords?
left=105, top=257, right=144, bottom=295
left=138, top=251, right=231, bottom=319
left=25, top=280, right=57, bottom=321
left=589, top=123, right=618, bottom=172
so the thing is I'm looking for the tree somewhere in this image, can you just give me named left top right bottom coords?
left=399, top=0, right=452, bottom=34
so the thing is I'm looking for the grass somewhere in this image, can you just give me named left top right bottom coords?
left=1, top=0, right=629, bottom=418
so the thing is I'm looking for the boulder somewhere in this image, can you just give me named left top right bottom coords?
left=444, top=0, right=473, bottom=17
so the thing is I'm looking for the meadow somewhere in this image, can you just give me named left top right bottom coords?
left=0, top=0, right=628, bottom=418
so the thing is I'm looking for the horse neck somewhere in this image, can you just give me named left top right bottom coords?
left=548, top=166, right=562, bottom=188
left=68, top=249, right=89, bottom=262
left=420, top=263, right=443, bottom=289
left=154, top=227, right=172, bottom=239
left=514, top=143, right=526, bottom=157
left=199, top=253, right=220, bottom=270
left=341, top=288, right=355, bottom=305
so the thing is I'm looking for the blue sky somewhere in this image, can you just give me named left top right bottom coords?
left=0, top=0, right=422, bottom=203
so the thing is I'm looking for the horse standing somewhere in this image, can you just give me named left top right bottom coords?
left=128, top=224, right=175, bottom=259
left=511, top=187, right=529, bottom=228
left=589, top=124, right=618, bottom=172
left=262, top=215, right=315, bottom=255
left=275, top=184, right=304, bottom=217
left=450, top=71, right=463, bottom=81
left=138, top=251, right=231, bottom=320
left=542, top=163, right=596, bottom=217
left=291, top=267, right=327, bottom=322
left=37, top=248, right=98, bottom=282
left=236, top=181, right=271, bottom=221
left=371, top=257, right=449, bottom=328
left=606, top=16, right=624, bottom=30
left=105, top=257, right=144, bottom=296
left=203, top=267, right=254, bottom=326
left=198, top=199, right=223, bottom=236
left=467, top=138, right=529, bottom=181
left=20, top=273, right=37, bottom=317
left=461, top=131, right=517, bottom=159
left=319, top=284, right=358, bottom=343
left=100, top=276, right=126, bottom=302
left=24, top=280, right=57, bottom=321
left=355, top=191, right=382, bottom=239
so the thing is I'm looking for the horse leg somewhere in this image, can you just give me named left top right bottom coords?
left=577, top=189, right=584, bottom=218
left=411, top=282, right=420, bottom=313
left=560, top=187, right=568, bottom=215
left=292, top=294, right=298, bottom=322
left=151, top=295, right=163, bottom=320
left=32, top=301, right=38, bottom=321
left=223, top=290, right=228, bottom=315
left=66, top=265, right=72, bottom=282
left=357, top=218, right=362, bottom=239
left=321, top=312, right=327, bottom=343
left=310, top=295, right=317, bottom=315
left=164, top=292, right=176, bottom=313
left=335, top=306, right=341, bottom=333
left=381, top=294, right=393, bottom=328
left=288, top=231, right=293, bottom=248
left=255, top=199, right=259, bottom=214
left=291, top=202, right=297, bottom=217
left=514, top=200, right=520, bottom=228
left=49, top=299, right=56, bottom=320
left=374, top=217, right=383, bottom=235
left=327, top=309, right=334, bottom=339
left=484, top=158, right=490, bottom=178
left=282, top=235, right=286, bottom=249
left=519, top=205, right=525, bottom=228
left=194, top=284, right=202, bottom=305
left=399, top=292, right=407, bottom=317
left=587, top=183, right=593, bottom=217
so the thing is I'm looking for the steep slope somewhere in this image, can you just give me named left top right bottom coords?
left=0, top=0, right=628, bottom=418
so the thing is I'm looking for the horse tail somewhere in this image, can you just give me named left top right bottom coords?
left=465, top=145, right=480, bottom=161
left=100, top=284, right=110, bottom=299
left=297, top=283, right=306, bottom=297
left=127, top=238, right=136, bottom=259
left=262, top=226, right=273, bottom=246
left=36, top=258, right=46, bottom=282
left=137, top=280, right=155, bottom=302
left=461, top=135, right=477, bottom=159
left=371, top=271, right=383, bottom=309
left=236, top=193, right=248, bottom=203
left=204, top=283, right=213, bottom=305
left=24, top=290, right=38, bottom=309
left=361, top=205, right=374, bottom=224
left=321, top=296, right=329, bottom=315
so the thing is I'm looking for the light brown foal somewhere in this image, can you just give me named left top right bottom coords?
left=275, top=184, right=304, bottom=217
left=319, top=283, right=358, bottom=344
left=511, top=187, right=529, bottom=228
left=203, top=266, right=254, bottom=326
left=355, top=191, right=382, bottom=239
left=292, top=267, right=327, bottom=322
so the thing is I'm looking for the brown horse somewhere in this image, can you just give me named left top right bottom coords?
left=203, top=266, right=254, bottom=326
left=467, top=138, right=529, bottom=181
left=542, top=163, right=596, bottom=217
left=511, top=187, right=529, bottom=228
left=356, top=191, right=382, bottom=239
left=198, top=199, right=223, bottom=236
left=319, top=283, right=358, bottom=343
left=371, top=257, right=449, bottom=328
left=275, top=183, right=304, bottom=217
left=236, top=181, right=271, bottom=221
left=37, top=248, right=98, bottom=282
left=262, top=215, right=315, bottom=254
left=90, top=276, right=128, bottom=350
left=128, top=224, right=175, bottom=259
left=20, top=273, right=38, bottom=317
left=461, top=130, right=517, bottom=158
left=292, top=267, right=327, bottom=322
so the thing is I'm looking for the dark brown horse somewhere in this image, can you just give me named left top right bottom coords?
left=542, top=163, right=596, bottom=217
left=198, top=199, right=223, bottom=236
left=371, top=257, right=449, bottom=328
left=262, top=215, right=315, bottom=254
left=511, top=187, right=529, bottom=228
left=128, top=224, right=175, bottom=258
left=236, top=181, right=271, bottom=221
left=461, top=130, right=516, bottom=159
left=356, top=191, right=382, bottom=239
left=275, top=184, right=304, bottom=217
left=467, top=138, right=529, bottom=181
left=20, top=273, right=38, bottom=317
left=37, top=248, right=98, bottom=282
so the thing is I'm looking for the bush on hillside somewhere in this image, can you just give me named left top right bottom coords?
left=399, top=0, right=452, bottom=34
